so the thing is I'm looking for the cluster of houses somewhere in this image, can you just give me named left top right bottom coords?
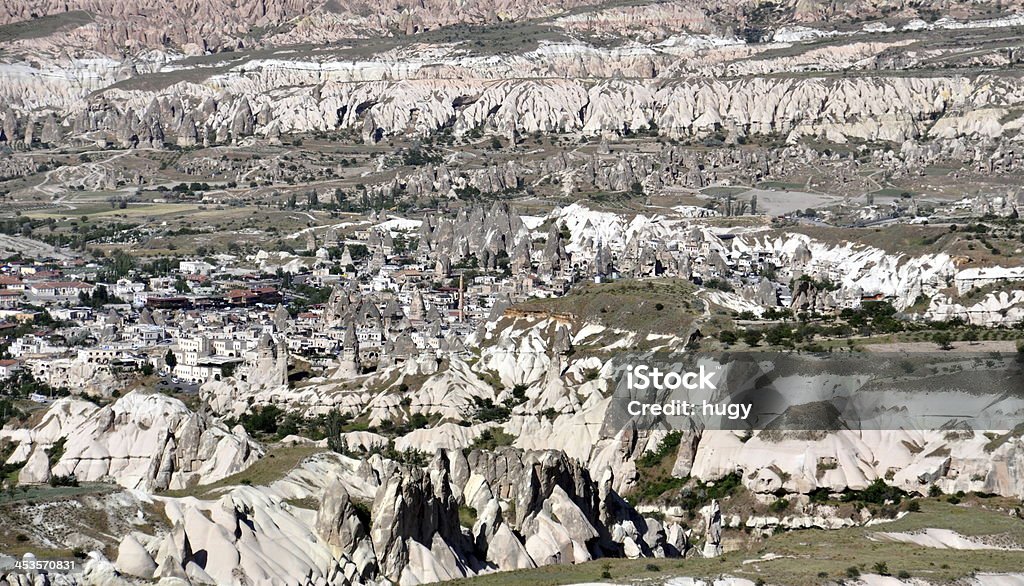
left=1, top=203, right=915, bottom=398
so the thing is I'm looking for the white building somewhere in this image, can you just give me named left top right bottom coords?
left=0, top=359, right=21, bottom=380
left=178, top=260, right=215, bottom=275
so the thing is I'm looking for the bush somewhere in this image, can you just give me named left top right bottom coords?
left=704, top=278, right=734, bottom=293
left=840, top=479, right=905, bottom=505
left=906, top=500, right=921, bottom=512
left=637, top=431, right=682, bottom=468
left=846, top=566, right=860, bottom=578
left=48, top=474, right=78, bottom=487
left=458, top=505, right=478, bottom=527
left=465, top=429, right=515, bottom=452
left=743, top=329, right=763, bottom=347
left=873, top=561, right=890, bottom=576
left=898, top=570, right=911, bottom=579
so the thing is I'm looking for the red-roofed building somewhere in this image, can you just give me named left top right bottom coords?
left=0, top=275, right=24, bottom=289
left=0, top=289, right=22, bottom=308
left=226, top=287, right=281, bottom=306
left=226, top=289, right=258, bottom=305
left=25, top=270, right=61, bottom=280
left=0, top=359, right=20, bottom=380
left=28, top=281, right=95, bottom=298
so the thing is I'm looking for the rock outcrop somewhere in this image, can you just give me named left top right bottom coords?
left=1, top=391, right=262, bottom=491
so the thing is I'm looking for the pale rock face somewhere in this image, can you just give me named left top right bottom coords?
left=3, top=398, right=98, bottom=463
left=315, top=480, right=376, bottom=579
left=925, top=291, right=1024, bottom=326
left=17, top=445, right=52, bottom=484
left=394, top=422, right=499, bottom=453
left=15, top=67, right=1024, bottom=149
left=689, top=428, right=1024, bottom=499
left=154, top=487, right=363, bottom=585
left=3, top=391, right=262, bottom=491
left=39, top=357, right=127, bottom=397
left=0, top=0, right=317, bottom=54
left=115, top=534, right=158, bottom=579
left=701, top=500, right=723, bottom=557
left=369, top=453, right=466, bottom=582
left=81, top=551, right=135, bottom=586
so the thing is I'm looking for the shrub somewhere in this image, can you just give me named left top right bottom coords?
left=743, top=329, right=763, bottom=347
left=846, top=566, right=860, bottom=578
left=637, top=431, right=682, bottom=468
left=840, top=479, right=905, bottom=505
left=48, top=474, right=78, bottom=487
left=873, top=561, right=890, bottom=576
left=458, top=505, right=478, bottom=527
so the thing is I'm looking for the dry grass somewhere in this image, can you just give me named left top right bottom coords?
left=161, top=445, right=324, bottom=499
left=514, top=278, right=703, bottom=337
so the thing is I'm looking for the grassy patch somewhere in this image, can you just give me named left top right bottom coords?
left=161, top=445, right=323, bottom=499
left=0, top=10, right=92, bottom=42
left=0, top=482, right=115, bottom=505
left=285, top=497, right=319, bottom=510
left=514, top=279, right=702, bottom=337
left=459, top=505, right=478, bottom=528
left=985, top=423, right=1024, bottom=453
left=465, top=429, right=515, bottom=452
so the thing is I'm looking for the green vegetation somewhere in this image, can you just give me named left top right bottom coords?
left=631, top=432, right=685, bottom=503
left=630, top=432, right=743, bottom=510
left=515, top=279, right=702, bottom=338
left=636, top=431, right=682, bottom=468
left=465, top=429, right=515, bottom=452
left=161, top=445, right=324, bottom=498
left=458, top=505, right=478, bottom=528
left=703, top=278, right=734, bottom=293
left=402, top=148, right=443, bottom=166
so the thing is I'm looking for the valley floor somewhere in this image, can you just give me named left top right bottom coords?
left=449, top=500, right=1024, bottom=585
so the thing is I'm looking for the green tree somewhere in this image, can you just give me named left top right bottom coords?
left=324, top=409, right=348, bottom=453
left=933, top=331, right=953, bottom=351
left=764, top=325, right=790, bottom=346
left=743, top=329, right=763, bottom=347
left=110, top=250, right=135, bottom=277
